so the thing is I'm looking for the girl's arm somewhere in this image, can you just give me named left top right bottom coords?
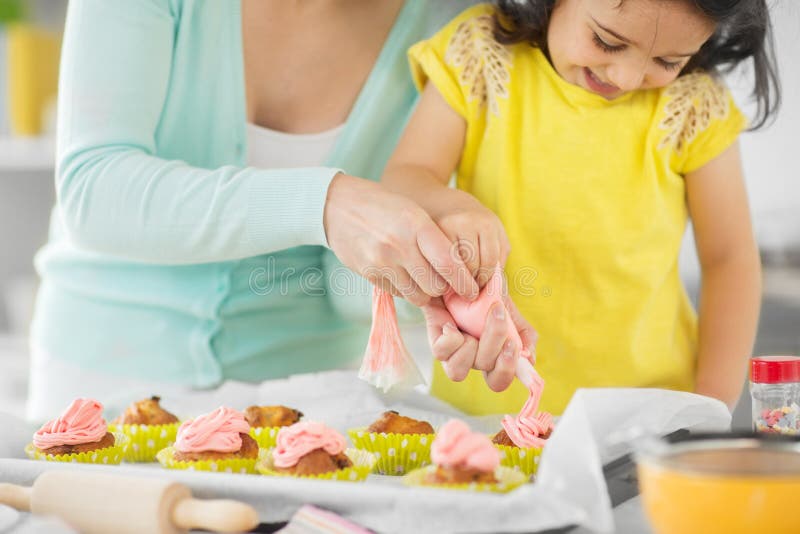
left=384, top=84, right=534, bottom=392
left=384, top=84, right=511, bottom=286
left=686, top=141, right=762, bottom=409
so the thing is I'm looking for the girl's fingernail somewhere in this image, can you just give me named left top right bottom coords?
left=493, top=305, right=505, bottom=321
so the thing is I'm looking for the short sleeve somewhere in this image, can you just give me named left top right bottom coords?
left=659, top=73, right=748, bottom=174
left=407, top=4, right=497, bottom=119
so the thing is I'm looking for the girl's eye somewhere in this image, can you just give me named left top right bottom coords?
left=656, top=58, right=683, bottom=72
left=592, top=32, right=625, bottom=53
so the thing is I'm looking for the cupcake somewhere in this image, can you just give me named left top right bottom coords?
left=348, top=411, right=435, bottom=475
left=156, top=407, right=258, bottom=474
left=258, top=421, right=375, bottom=481
left=244, top=405, right=303, bottom=449
left=404, top=419, right=526, bottom=492
left=492, top=373, right=554, bottom=476
left=25, top=398, right=128, bottom=464
left=109, top=396, right=180, bottom=462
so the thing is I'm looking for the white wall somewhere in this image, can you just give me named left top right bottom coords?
left=733, top=0, right=800, bottom=253
left=680, top=2, right=800, bottom=286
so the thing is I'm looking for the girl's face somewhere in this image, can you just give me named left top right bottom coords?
left=547, top=0, right=716, bottom=99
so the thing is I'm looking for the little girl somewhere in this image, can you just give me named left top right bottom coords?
left=383, top=0, right=779, bottom=415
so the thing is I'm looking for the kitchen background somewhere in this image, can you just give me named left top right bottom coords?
left=0, top=0, right=798, bottom=428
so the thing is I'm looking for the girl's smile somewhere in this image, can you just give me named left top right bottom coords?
left=583, top=66, right=620, bottom=97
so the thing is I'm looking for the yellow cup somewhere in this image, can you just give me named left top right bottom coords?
left=6, top=23, right=61, bottom=135
left=637, top=435, right=800, bottom=534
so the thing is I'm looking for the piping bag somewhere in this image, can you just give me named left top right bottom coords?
left=358, top=286, right=425, bottom=393
left=360, top=264, right=543, bottom=394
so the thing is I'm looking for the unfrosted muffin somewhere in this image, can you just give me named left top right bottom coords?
left=367, top=410, right=434, bottom=435
left=112, top=396, right=178, bottom=425
left=244, top=405, right=302, bottom=428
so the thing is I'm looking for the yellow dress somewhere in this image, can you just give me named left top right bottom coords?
left=409, top=4, right=747, bottom=415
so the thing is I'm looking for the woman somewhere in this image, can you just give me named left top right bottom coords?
left=29, top=0, right=533, bottom=420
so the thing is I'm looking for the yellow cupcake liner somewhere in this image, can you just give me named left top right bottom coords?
left=402, top=465, right=528, bottom=493
left=108, top=422, right=180, bottom=463
left=257, top=448, right=376, bottom=482
left=347, top=427, right=434, bottom=475
left=25, top=433, right=129, bottom=465
left=494, top=443, right=543, bottom=477
left=156, top=447, right=257, bottom=474
left=248, top=426, right=283, bottom=449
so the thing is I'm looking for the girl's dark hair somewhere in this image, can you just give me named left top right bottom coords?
left=493, top=0, right=780, bottom=129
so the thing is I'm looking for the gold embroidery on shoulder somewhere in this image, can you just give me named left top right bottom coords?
left=658, top=73, right=729, bottom=153
left=445, top=14, right=512, bottom=116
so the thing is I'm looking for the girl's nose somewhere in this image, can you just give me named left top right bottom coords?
left=606, top=62, right=645, bottom=92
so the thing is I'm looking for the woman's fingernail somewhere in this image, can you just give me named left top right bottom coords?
left=493, top=304, right=505, bottom=321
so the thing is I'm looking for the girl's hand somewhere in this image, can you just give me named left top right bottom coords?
left=428, top=188, right=512, bottom=288
left=323, top=174, right=479, bottom=306
left=422, top=294, right=537, bottom=392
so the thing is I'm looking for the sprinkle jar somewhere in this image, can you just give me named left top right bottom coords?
left=750, top=356, right=800, bottom=435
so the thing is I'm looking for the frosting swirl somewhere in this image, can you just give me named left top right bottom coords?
left=272, top=422, right=347, bottom=468
left=431, top=419, right=499, bottom=472
left=33, top=398, right=107, bottom=449
left=501, top=372, right=554, bottom=448
left=175, top=407, right=250, bottom=453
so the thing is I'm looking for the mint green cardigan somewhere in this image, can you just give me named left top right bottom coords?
left=33, top=0, right=469, bottom=387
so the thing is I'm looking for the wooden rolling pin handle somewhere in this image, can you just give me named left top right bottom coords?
left=171, top=497, right=259, bottom=533
left=0, top=483, right=32, bottom=512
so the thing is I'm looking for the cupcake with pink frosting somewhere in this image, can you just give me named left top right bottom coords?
left=25, top=398, right=128, bottom=464
left=257, top=422, right=376, bottom=482
left=492, top=372, right=554, bottom=476
left=156, top=407, right=259, bottom=474
left=403, top=419, right=527, bottom=493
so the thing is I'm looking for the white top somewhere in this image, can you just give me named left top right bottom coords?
left=246, top=122, right=345, bottom=169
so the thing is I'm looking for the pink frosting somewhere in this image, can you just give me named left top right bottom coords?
left=174, top=407, right=250, bottom=454
left=431, top=419, right=500, bottom=472
left=272, top=422, right=347, bottom=468
left=443, top=264, right=530, bottom=360
left=33, top=398, right=108, bottom=450
left=501, top=371, right=554, bottom=448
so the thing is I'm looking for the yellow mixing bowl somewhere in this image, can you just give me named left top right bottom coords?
left=637, top=434, right=800, bottom=534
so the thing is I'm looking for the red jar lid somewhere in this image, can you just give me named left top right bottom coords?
left=751, top=356, right=800, bottom=384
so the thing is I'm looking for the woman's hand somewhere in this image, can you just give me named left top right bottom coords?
left=427, top=187, right=512, bottom=288
left=422, top=294, right=537, bottom=392
left=323, top=174, right=479, bottom=306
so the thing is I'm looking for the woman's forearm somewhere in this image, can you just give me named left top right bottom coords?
left=694, top=250, right=762, bottom=409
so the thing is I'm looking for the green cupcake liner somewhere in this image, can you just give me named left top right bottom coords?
left=348, top=427, right=434, bottom=475
left=494, top=443, right=543, bottom=477
left=402, top=465, right=528, bottom=493
left=108, top=422, right=180, bottom=462
left=25, top=433, right=129, bottom=465
left=156, top=446, right=257, bottom=474
left=257, top=448, right=376, bottom=482
left=248, top=426, right=282, bottom=449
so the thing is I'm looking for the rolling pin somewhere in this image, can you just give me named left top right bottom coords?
left=0, top=470, right=258, bottom=534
